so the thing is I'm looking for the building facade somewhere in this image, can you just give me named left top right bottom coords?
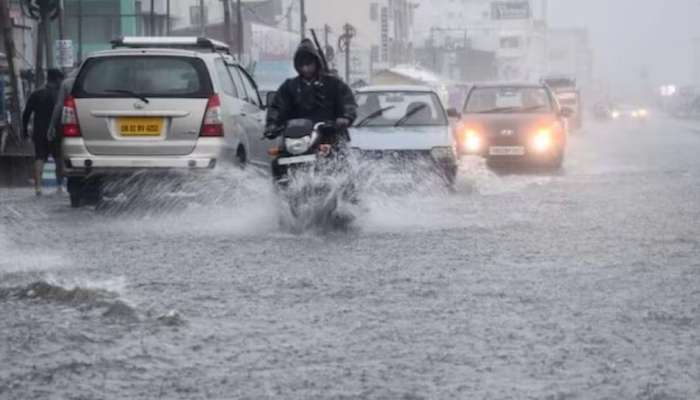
left=414, top=0, right=549, bottom=82
left=304, top=0, right=416, bottom=85
left=546, top=28, right=594, bottom=90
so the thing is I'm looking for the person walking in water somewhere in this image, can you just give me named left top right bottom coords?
left=22, top=68, right=65, bottom=196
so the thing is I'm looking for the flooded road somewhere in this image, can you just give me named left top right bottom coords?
left=2, top=117, right=699, bottom=399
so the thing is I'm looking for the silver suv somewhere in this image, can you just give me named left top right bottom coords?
left=63, top=37, right=271, bottom=207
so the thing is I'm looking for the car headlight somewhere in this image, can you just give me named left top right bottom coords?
left=285, top=136, right=314, bottom=155
left=431, top=147, right=454, bottom=160
left=638, top=109, right=648, bottom=117
left=462, top=129, right=482, bottom=153
left=612, top=111, right=620, bottom=119
left=532, top=129, right=553, bottom=153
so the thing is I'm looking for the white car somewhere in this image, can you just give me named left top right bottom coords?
left=350, top=85, right=458, bottom=185
left=62, top=37, right=271, bottom=207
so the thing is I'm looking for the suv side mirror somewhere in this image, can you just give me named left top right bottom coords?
left=560, top=107, right=574, bottom=118
left=265, top=91, right=277, bottom=108
left=447, top=108, right=461, bottom=119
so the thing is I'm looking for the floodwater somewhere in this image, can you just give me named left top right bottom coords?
left=1, top=117, right=699, bottom=399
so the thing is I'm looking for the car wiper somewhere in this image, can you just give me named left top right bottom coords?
left=394, top=104, right=429, bottom=127
left=355, top=106, right=395, bottom=127
left=101, top=89, right=150, bottom=104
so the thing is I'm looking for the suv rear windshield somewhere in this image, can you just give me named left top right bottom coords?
left=73, top=56, right=213, bottom=98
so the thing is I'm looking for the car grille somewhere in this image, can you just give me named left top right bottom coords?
left=486, top=133, right=526, bottom=146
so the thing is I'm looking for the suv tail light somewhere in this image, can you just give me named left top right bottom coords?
left=200, top=94, right=224, bottom=137
left=62, top=96, right=81, bottom=137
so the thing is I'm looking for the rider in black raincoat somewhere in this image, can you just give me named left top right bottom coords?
left=265, top=39, right=357, bottom=145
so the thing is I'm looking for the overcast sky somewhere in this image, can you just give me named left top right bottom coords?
left=548, top=0, right=698, bottom=88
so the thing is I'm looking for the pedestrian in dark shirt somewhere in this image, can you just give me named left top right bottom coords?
left=22, top=68, right=64, bottom=196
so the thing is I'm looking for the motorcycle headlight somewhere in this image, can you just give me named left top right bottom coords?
left=431, top=147, right=454, bottom=160
left=285, top=136, right=313, bottom=155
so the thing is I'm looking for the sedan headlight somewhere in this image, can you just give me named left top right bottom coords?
left=285, top=135, right=313, bottom=155
left=612, top=111, right=620, bottom=119
left=462, top=129, right=482, bottom=153
left=431, top=147, right=454, bottom=160
left=638, top=109, right=648, bottom=117
left=531, top=129, right=553, bottom=153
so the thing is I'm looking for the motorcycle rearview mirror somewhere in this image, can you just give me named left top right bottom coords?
left=447, top=108, right=461, bottom=119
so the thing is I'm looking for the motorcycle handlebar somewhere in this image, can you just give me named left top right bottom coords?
left=265, top=120, right=339, bottom=140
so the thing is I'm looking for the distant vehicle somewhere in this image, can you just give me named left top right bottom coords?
left=349, top=85, right=458, bottom=185
left=63, top=37, right=271, bottom=207
left=456, top=83, right=571, bottom=170
left=543, top=76, right=583, bottom=130
left=611, top=104, right=649, bottom=120
left=593, top=102, right=613, bottom=120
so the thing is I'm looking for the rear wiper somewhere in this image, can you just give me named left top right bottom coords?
left=101, top=89, right=150, bottom=104
left=394, top=104, right=429, bottom=127
left=355, top=106, right=395, bottom=127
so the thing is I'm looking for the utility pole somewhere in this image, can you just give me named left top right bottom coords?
left=149, top=0, right=155, bottom=35
left=199, top=0, right=206, bottom=37
left=0, top=0, right=22, bottom=137
left=323, top=24, right=333, bottom=67
left=430, top=27, right=437, bottom=72
left=222, top=0, right=232, bottom=50
left=57, top=0, right=64, bottom=41
left=34, top=7, right=45, bottom=87
left=77, top=0, right=82, bottom=63
left=236, top=0, right=243, bottom=61
left=299, top=0, right=306, bottom=40
left=166, top=0, right=171, bottom=35
left=338, top=23, right=356, bottom=84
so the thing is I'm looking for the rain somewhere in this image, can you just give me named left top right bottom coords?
left=1, top=0, right=699, bottom=398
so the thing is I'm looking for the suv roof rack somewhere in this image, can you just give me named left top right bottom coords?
left=111, top=37, right=231, bottom=54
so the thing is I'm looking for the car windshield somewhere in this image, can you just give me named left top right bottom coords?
left=465, top=87, right=553, bottom=114
left=354, top=91, right=448, bottom=127
left=74, top=56, right=212, bottom=98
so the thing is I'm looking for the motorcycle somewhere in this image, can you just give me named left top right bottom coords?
left=267, top=119, right=357, bottom=230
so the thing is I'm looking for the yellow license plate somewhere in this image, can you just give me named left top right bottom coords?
left=118, top=117, right=164, bottom=137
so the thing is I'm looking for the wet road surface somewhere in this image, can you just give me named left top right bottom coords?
left=1, top=116, right=699, bottom=399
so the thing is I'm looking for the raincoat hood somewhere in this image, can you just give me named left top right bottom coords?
left=293, top=39, right=323, bottom=75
